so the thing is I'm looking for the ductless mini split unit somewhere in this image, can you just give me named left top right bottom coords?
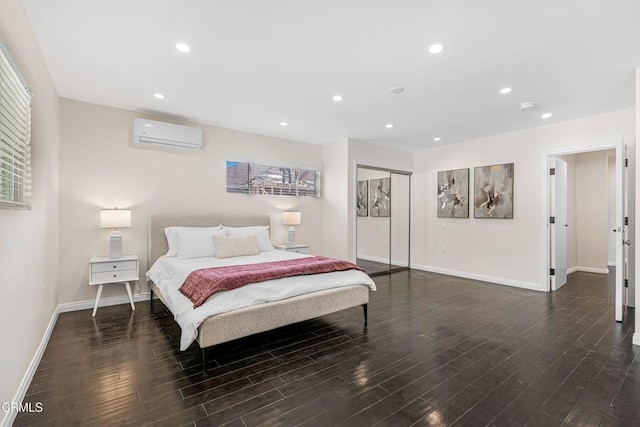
left=133, top=118, right=203, bottom=150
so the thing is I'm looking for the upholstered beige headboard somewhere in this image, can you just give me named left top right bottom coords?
left=148, top=214, right=271, bottom=267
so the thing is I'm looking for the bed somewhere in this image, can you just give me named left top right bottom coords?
left=146, top=214, right=376, bottom=370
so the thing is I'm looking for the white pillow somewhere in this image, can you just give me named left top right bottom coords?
left=214, top=235, right=260, bottom=259
left=175, top=227, right=227, bottom=259
left=164, top=226, right=223, bottom=256
left=223, top=225, right=274, bottom=252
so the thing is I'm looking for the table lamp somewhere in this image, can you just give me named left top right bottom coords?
left=100, top=208, right=131, bottom=258
left=282, top=211, right=301, bottom=246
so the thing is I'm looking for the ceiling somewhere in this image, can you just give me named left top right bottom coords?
left=21, top=0, right=640, bottom=151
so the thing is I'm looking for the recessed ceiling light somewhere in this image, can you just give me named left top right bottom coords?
left=153, top=93, right=165, bottom=99
left=144, top=124, right=152, bottom=127
left=176, top=43, right=191, bottom=53
left=332, top=95, right=344, bottom=102
left=428, top=43, right=445, bottom=54
left=434, top=137, right=441, bottom=142
left=385, top=123, right=394, bottom=129
left=389, top=87, right=405, bottom=94
left=280, top=121, right=288, bottom=126
left=499, top=87, right=513, bottom=94
left=541, top=112, right=553, bottom=119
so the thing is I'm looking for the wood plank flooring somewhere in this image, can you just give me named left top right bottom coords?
left=14, top=269, right=639, bottom=426
left=356, top=259, right=407, bottom=276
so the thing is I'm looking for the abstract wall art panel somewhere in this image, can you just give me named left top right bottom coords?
left=225, top=161, right=321, bottom=197
left=437, top=168, right=469, bottom=218
left=357, top=180, right=368, bottom=217
left=370, top=177, right=391, bottom=217
left=473, top=163, right=514, bottom=219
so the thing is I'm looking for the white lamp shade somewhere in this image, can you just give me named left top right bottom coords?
left=100, top=209, right=132, bottom=229
left=282, top=211, right=301, bottom=225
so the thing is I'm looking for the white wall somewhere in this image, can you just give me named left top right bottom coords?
left=0, top=1, right=60, bottom=424
left=413, top=109, right=635, bottom=291
left=322, top=140, right=349, bottom=259
left=575, top=151, right=609, bottom=272
left=59, top=99, right=323, bottom=305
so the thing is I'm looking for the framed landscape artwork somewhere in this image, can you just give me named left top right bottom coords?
left=370, top=177, right=391, bottom=217
left=357, top=180, right=368, bottom=217
left=437, top=168, right=469, bottom=218
left=473, top=163, right=514, bottom=219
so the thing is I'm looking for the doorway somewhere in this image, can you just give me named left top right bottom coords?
left=552, top=150, right=614, bottom=289
left=355, top=165, right=411, bottom=276
left=546, top=138, right=633, bottom=322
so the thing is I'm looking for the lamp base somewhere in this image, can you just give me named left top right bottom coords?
left=287, top=227, right=296, bottom=246
left=109, top=231, right=122, bottom=258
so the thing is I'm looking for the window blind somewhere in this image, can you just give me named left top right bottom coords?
left=0, top=43, right=32, bottom=209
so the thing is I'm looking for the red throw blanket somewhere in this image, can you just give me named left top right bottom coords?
left=180, top=256, right=365, bottom=308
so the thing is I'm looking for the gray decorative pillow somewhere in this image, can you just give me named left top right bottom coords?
left=222, top=225, right=274, bottom=252
left=214, top=235, right=260, bottom=259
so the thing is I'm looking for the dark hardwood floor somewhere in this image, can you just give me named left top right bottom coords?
left=15, top=269, right=639, bottom=426
left=356, top=259, right=407, bottom=276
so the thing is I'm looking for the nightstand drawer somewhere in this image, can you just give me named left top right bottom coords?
left=288, top=247, right=309, bottom=254
left=91, top=260, right=137, bottom=273
left=274, top=244, right=310, bottom=254
left=91, top=269, right=137, bottom=284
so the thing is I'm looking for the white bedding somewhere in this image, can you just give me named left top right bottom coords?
left=147, top=250, right=376, bottom=350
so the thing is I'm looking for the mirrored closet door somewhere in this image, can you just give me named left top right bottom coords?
left=356, top=165, right=411, bottom=276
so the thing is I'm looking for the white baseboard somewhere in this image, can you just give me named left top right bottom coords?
left=633, top=333, right=640, bottom=347
left=564, top=266, right=610, bottom=275
left=1, top=307, right=59, bottom=427
left=357, top=254, right=409, bottom=267
left=411, top=264, right=543, bottom=292
left=608, top=261, right=616, bottom=267
left=574, top=266, right=610, bottom=275
left=58, top=293, right=149, bottom=313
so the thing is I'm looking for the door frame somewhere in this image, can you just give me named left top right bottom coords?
left=542, top=140, right=624, bottom=292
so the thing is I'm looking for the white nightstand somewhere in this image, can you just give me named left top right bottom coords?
left=275, top=244, right=310, bottom=254
left=89, top=255, right=139, bottom=317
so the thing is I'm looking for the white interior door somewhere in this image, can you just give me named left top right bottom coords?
left=625, top=142, right=635, bottom=309
left=551, top=158, right=568, bottom=290
left=615, top=135, right=626, bottom=321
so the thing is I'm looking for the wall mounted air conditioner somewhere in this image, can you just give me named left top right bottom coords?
left=133, top=118, right=202, bottom=150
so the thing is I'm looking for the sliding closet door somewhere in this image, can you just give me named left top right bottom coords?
left=356, top=167, right=391, bottom=274
left=356, top=165, right=411, bottom=276
left=390, top=173, right=410, bottom=270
